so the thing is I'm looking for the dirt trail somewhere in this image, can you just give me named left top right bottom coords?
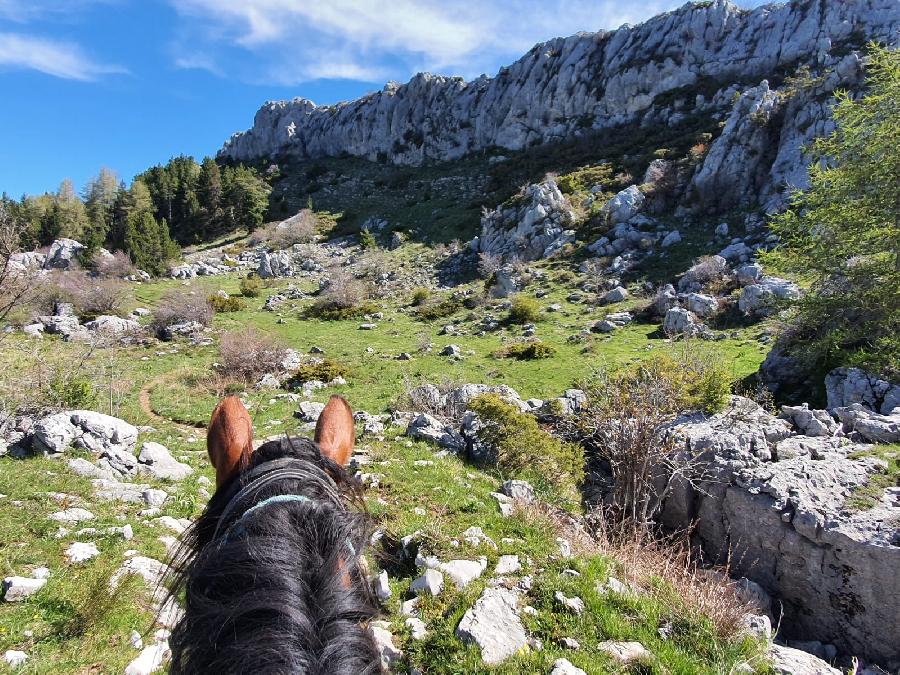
left=138, top=378, right=207, bottom=435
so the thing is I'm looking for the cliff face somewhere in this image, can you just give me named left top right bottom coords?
left=219, top=0, right=898, bottom=174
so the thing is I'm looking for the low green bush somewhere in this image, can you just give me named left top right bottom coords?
left=416, top=296, right=463, bottom=321
left=495, top=341, right=557, bottom=360
left=304, top=300, right=380, bottom=321
left=286, top=359, right=350, bottom=386
left=468, top=394, right=584, bottom=497
left=508, top=294, right=540, bottom=324
left=240, top=275, right=263, bottom=298
left=359, top=228, right=377, bottom=249
left=410, top=287, right=430, bottom=306
left=208, top=295, right=246, bottom=313
left=48, top=373, right=96, bottom=409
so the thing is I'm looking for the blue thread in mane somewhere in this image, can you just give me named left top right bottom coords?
left=224, top=493, right=357, bottom=556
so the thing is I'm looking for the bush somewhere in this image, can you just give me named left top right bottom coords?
left=268, top=209, right=317, bottom=248
left=57, top=274, right=129, bottom=320
left=93, top=251, right=136, bottom=278
left=508, top=294, right=540, bottom=324
left=240, top=275, right=263, bottom=298
left=151, top=289, right=213, bottom=335
left=305, top=266, right=377, bottom=319
left=416, top=296, right=464, bottom=321
left=495, top=341, right=557, bottom=360
left=305, top=300, right=380, bottom=321
left=468, top=394, right=584, bottom=496
left=359, top=228, right=377, bottom=250
left=477, top=252, right=501, bottom=279
left=208, top=294, right=245, bottom=313
left=48, top=372, right=96, bottom=409
left=217, top=327, right=289, bottom=383
left=410, top=287, right=430, bottom=306
left=286, top=358, right=350, bottom=386
left=571, top=345, right=731, bottom=532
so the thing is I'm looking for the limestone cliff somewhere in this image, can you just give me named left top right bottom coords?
left=220, top=0, right=898, bottom=214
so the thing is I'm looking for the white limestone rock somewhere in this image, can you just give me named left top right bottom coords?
left=456, top=587, right=527, bottom=665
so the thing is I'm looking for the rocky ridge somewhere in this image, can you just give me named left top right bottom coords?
left=220, top=0, right=899, bottom=213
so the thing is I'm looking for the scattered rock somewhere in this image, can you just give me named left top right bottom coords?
left=33, top=410, right=138, bottom=455
left=137, top=442, right=193, bottom=481
left=663, top=307, right=699, bottom=337
left=65, top=542, right=100, bottom=564
left=501, top=480, right=535, bottom=502
left=48, top=508, right=95, bottom=524
left=551, top=658, right=586, bottom=675
left=2, top=576, right=46, bottom=601
left=738, top=277, right=800, bottom=317
left=456, top=587, right=527, bottom=665
left=554, top=591, right=585, bottom=615
left=368, top=622, right=403, bottom=670
left=439, top=559, right=485, bottom=589
left=768, top=644, right=840, bottom=675
left=410, top=569, right=444, bottom=596
left=3, top=651, right=28, bottom=668
left=124, top=641, right=171, bottom=675
left=598, top=641, right=652, bottom=664
left=406, top=413, right=465, bottom=452
left=495, top=555, right=521, bottom=575
left=374, top=570, right=392, bottom=602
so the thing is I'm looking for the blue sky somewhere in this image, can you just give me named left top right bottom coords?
left=0, top=0, right=769, bottom=198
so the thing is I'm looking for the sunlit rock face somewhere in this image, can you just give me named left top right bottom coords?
left=220, top=0, right=898, bottom=212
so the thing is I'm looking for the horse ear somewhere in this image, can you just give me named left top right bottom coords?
left=207, top=396, right=255, bottom=487
left=314, top=395, right=355, bottom=467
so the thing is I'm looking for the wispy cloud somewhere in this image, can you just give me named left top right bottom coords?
left=165, top=0, right=699, bottom=87
left=0, top=0, right=118, bottom=23
left=0, top=32, right=126, bottom=80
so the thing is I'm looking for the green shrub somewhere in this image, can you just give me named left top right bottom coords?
left=305, top=300, right=380, bottom=321
left=359, top=228, right=377, bottom=250
left=508, top=294, right=540, bottom=324
left=410, top=287, right=430, bottom=306
left=468, top=394, right=584, bottom=497
left=49, top=373, right=96, bottom=409
left=495, top=341, right=557, bottom=360
left=240, top=275, right=263, bottom=298
left=416, top=296, right=464, bottom=321
left=208, top=294, right=246, bottom=313
left=286, top=359, right=350, bottom=386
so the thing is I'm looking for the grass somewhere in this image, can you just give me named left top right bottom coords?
left=0, top=229, right=773, bottom=672
left=845, top=444, right=900, bottom=511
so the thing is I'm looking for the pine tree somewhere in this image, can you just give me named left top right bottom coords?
left=762, top=45, right=900, bottom=378
left=82, top=167, right=119, bottom=258
left=197, top=157, right=223, bottom=237
left=223, top=165, right=271, bottom=232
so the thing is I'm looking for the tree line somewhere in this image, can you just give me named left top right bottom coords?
left=0, top=157, right=272, bottom=275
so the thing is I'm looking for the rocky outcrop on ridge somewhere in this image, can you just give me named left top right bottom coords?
left=653, top=396, right=900, bottom=667
left=220, top=0, right=899, bottom=212
left=473, top=181, right=575, bottom=262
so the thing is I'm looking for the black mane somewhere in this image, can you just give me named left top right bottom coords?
left=166, top=436, right=380, bottom=674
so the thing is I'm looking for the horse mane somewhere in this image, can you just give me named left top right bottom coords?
left=166, top=436, right=381, bottom=674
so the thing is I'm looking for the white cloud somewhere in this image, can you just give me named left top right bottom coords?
left=167, top=0, right=762, bottom=86
left=0, top=0, right=118, bottom=22
left=0, top=32, right=125, bottom=80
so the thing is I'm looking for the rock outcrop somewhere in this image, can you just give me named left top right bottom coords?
left=653, top=396, right=900, bottom=667
left=220, top=1, right=899, bottom=213
left=473, top=181, right=575, bottom=262
left=32, top=411, right=138, bottom=456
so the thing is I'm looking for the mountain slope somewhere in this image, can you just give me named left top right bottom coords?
left=219, top=0, right=898, bottom=187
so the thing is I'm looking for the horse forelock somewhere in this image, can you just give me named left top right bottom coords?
left=166, top=435, right=381, bottom=674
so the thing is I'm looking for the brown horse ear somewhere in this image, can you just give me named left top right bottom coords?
left=207, top=396, right=255, bottom=487
left=314, top=395, right=355, bottom=467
